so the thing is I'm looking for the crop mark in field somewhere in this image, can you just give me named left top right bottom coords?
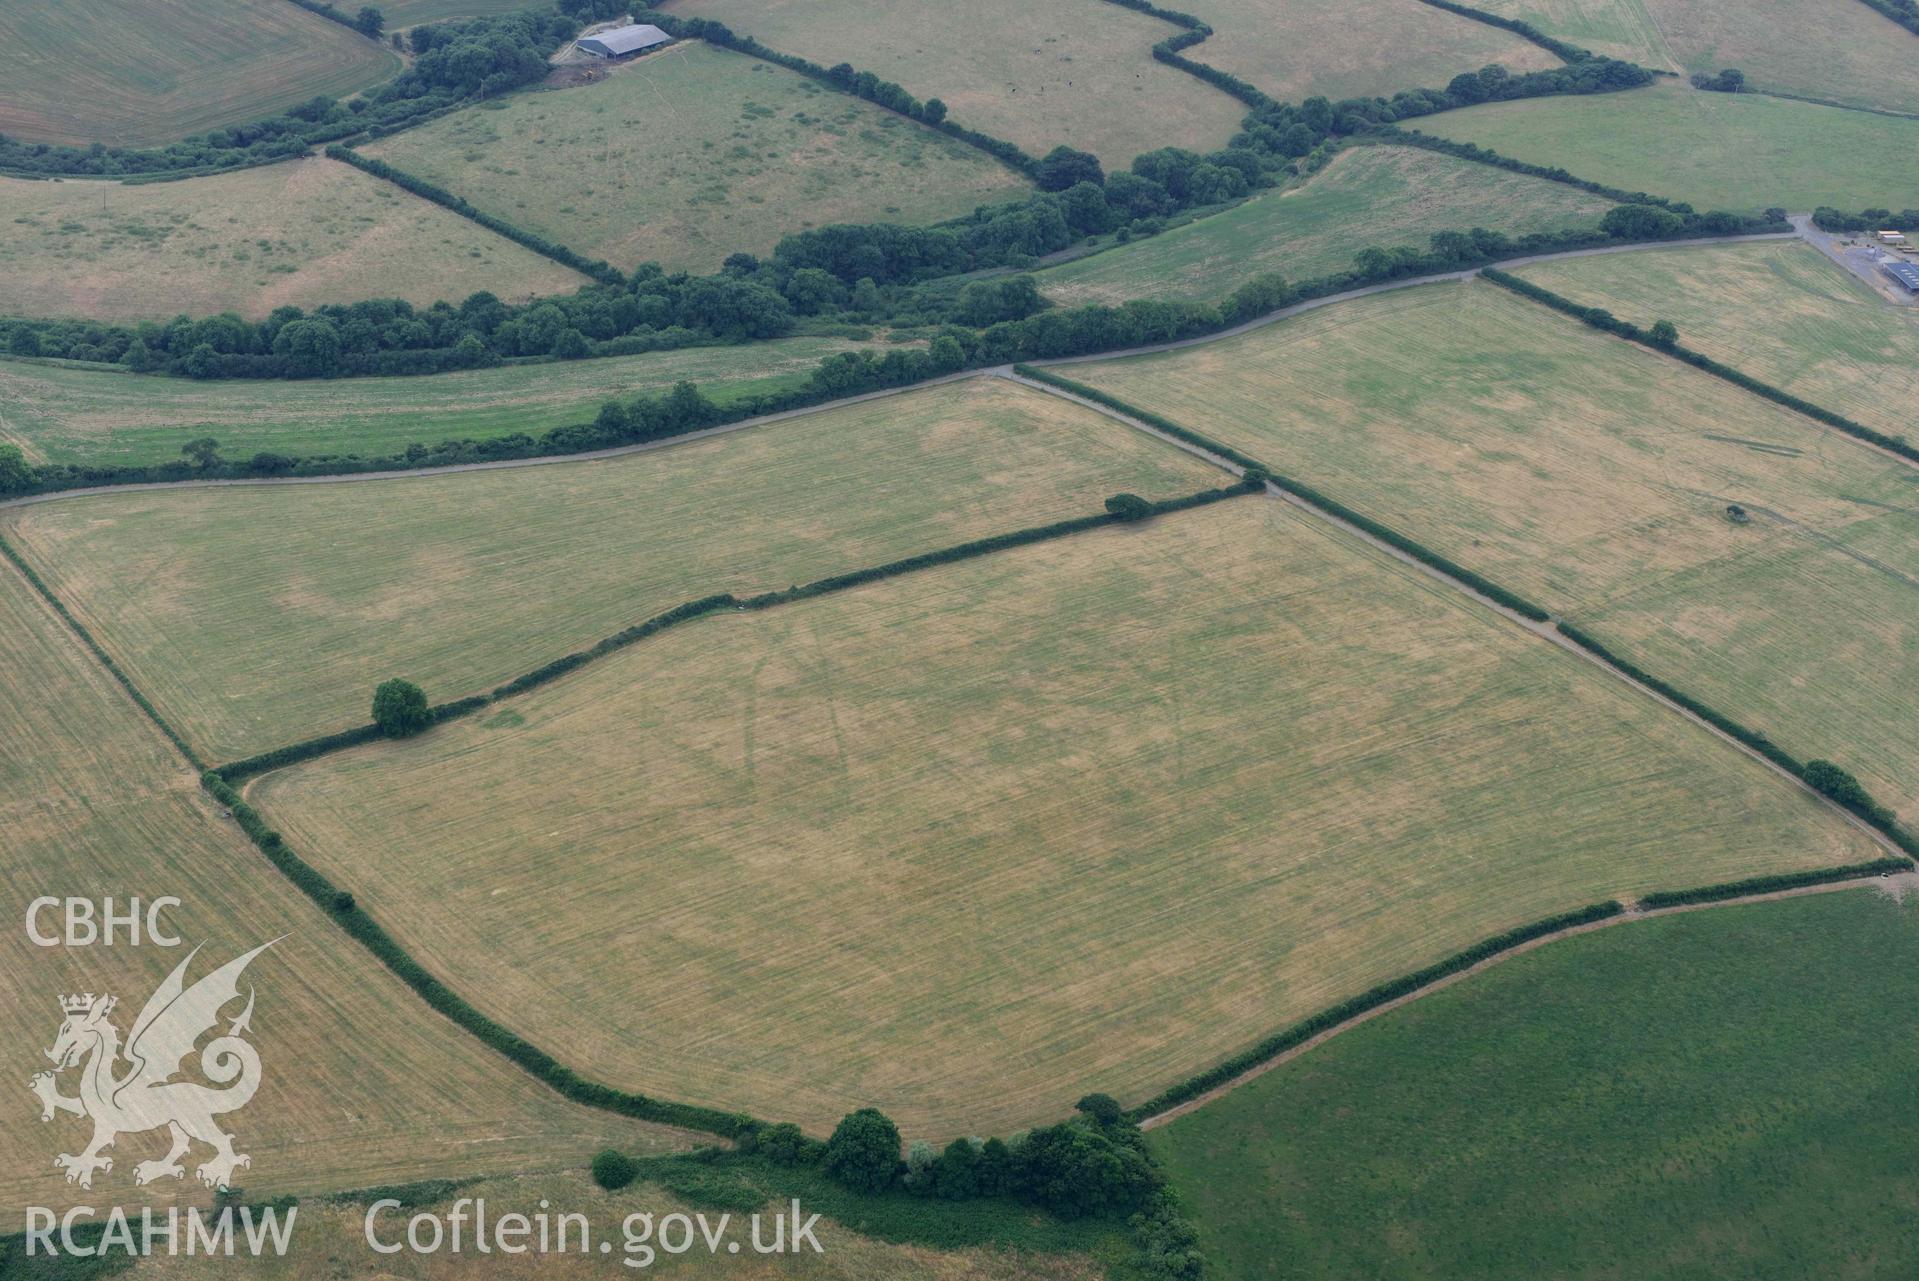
left=1704, top=433, right=1805, bottom=457
left=1733, top=501, right=1919, bottom=592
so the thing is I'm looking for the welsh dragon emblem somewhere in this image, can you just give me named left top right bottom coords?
left=30, top=941, right=277, bottom=1191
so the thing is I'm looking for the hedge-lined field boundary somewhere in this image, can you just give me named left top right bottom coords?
left=634, top=9, right=1039, bottom=178
left=327, top=146, right=622, bottom=284
left=1847, top=0, right=1919, bottom=38
left=1013, top=367, right=1554, bottom=620
left=1128, top=901, right=1627, bottom=1119
left=213, top=481, right=1257, bottom=781
left=1411, top=0, right=1593, bottom=63
left=1378, top=127, right=1720, bottom=212
left=0, top=533, right=207, bottom=771
left=1638, top=859, right=1912, bottom=909
left=1482, top=269, right=1919, bottom=464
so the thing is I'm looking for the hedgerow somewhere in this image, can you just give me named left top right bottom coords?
left=1637, top=859, right=1913, bottom=909
left=1482, top=269, right=1917, bottom=464
left=1127, top=901, right=1626, bottom=1119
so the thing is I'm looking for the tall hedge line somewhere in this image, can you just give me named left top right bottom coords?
left=1014, top=368, right=1555, bottom=621
left=1128, top=901, right=1626, bottom=1119
left=1638, top=859, right=1913, bottom=910
left=1482, top=269, right=1918, bottom=464
left=1410, top=0, right=1595, bottom=63
left=0, top=533, right=206, bottom=770
left=327, top=147, right=622, bottom=283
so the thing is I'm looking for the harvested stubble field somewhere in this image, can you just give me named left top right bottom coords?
left=1642, top=0, right=1919, bottom=114
left=1416, top=80, right=1919, bottom=213
left=0, top=557, right=694, bottom=1221
left=1152, top=885, right=1919, bottom=1280
left=1036, top=144, right=1613, bottom=307
left=657, top=0, right=1247, bottom=164
left=0, top=159, right=585, bottom=323
left=1069, top=280, right=1919, bottom=823
left=0, top=335, right=887, bottom=467
left=0, top=0, right=397, bottom=147
left=136, top=1170, right=1107, bottom=1280
left=1516, top=240, right=1919, bottom=447
left=362, top=42, right=1028, bottom=274
left=0, top=378, right=1219, bottom=761
left=1177, top=0, right=1558, bottom=104
left=249, top=497, right=1873, bottom=1139
left=1472, top=0, right=1673, bottom=66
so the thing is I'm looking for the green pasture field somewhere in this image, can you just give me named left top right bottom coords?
left=249, top=497, right=1871, bottom=1138
left=0, top=334, right=886, bottom=467
left=361, top=42, right=1029, bottom=274
left=1036, top=144, right=1613, bottom=307
left=657, top=0, right=1247, bottom=165
left=1515, top=239, right=1919, bottom=446
left=379, top=0, right=547, bottom=25
left=1472, top=0, right=1674, bottom=65
left=0, top=554, right=692, bottom=1221
left=1178, top=0, right=1558, bottom=104
left=1152, top=884, right=1919, bottom=1279
left=0, top=378, right=1219, bottom=761
left=0, top=158, right=586, bottom=323
left=0, top=0, right=398, bottom=147
left=1067, top=279, right=1919, bottom=822
left=1416, top=80, right=1919, bottom=212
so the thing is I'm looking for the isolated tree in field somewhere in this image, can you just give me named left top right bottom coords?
left=354, top=5, right=385, bottom=37
left=824, top=1108, right=901, bottom=1193
left=590, top=1149, right=637, bottom=1190
left=1106, top=493, right=1154, bottom=522
left=1649, top=320, right=1679, bottom=348
left=372, top=679, right=431, bottom=738
left=0, top=444, right=31, bottom=494
left=181, top=438, right=222, bottom=471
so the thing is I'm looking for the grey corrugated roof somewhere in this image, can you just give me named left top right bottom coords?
left=580, top=23, right=671, bottom=54
left=1887, top=262, right=1919, bottom=290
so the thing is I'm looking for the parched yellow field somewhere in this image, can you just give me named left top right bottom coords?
left=1069, top=280, right=1919, bottom=821
left=1472, top=0, right=1673, bottom=65
left=0, top=378, right=1220, bottom=762
left=0, top=159, right=587, bottom=323
left=657, top=0, right=1247, bottom=164
left=1179, top=0, right=1559, bottom=103
left=0, top=555, right=694, bottom=1221
left=1516, top=240, right=1919, bottom=445
left=250, top=498, right=1873, bottom=1139
left=1639, top=0, right=1919, bottom=114
left=362, top=42, right=1030, bottom=274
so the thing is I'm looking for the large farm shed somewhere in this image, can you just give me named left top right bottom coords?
left=1887, top=261, right=1919, bottom=293
left=577, top=23, right=672, bottom=58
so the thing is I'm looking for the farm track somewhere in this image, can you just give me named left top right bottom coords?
left=0, top=232, right=1806, bottom=515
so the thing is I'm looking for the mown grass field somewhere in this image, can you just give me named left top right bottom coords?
left=0, top=159, right=585, bottom=323
left=249, top=497, right=1872, bottom=1139
left=137, top=1170, right=1110, bottom=1279
left=362, top=42, right=1029, bottom=274
left=0, top=335, right=887, bottom=467
left=0, top=378, right=1219, bottom=761
left=0, top=554, right=695, bottom=1221
left=0, top=0, right=398, bottom=147
left=1179, top=0, right=1558, bottom=104
left=1640, top=0, right=1919, bottom=114
left=378, top=0, right=547, bottom=25
left=1473, top=0, right=1673, bottom=65
left=657, top=0, right=1247, bottom=165
left=1069, top=280, right=1919, bottom=822
left=1416, top=80, right=1919, bottom=212
left=1036, top=144, right=1613, bottom=306
left=1152, top=885, right=1919, bottom=1280
left=1516, top=240, right=1919, bottom=447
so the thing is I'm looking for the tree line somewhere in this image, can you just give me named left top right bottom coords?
left=1811, top=205, right=1919, bottom=232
